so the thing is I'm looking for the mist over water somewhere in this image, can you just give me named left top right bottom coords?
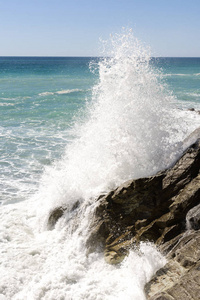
left=0, top=30, right=199, bottom=299
left=37, top=29, right=186, bottom=215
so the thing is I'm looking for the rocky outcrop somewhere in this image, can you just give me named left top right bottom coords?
left=188, top=107, right=200, bottom=115
left=47, top=129, right=200, bottom=298
left=86, top=136, right=200, bottom=297
left=87, top=138, right=200, bottom=257
left=145, top=229, right=200, bottom=299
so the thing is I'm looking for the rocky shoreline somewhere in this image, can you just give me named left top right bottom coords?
left=48, top=128, right=200, bottom=299
left=87, top=128, right=200, bottom=299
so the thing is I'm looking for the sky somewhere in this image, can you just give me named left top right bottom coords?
left=0, top=0, right=200, bottom=57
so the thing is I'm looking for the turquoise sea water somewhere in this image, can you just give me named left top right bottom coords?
left=0, top=57, right=98, bottom=203
left=153, top=57, right=200, bottom=106
left=0, top=57, right=200, bottom=204
left=0, top=37, right=200, bottom=300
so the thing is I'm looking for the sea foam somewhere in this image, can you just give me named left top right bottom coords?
left=0, top=29, right=198, bottom=300
left=37, top=29, right=187, bottom=215
left=38, top=89, right=84, bottom=96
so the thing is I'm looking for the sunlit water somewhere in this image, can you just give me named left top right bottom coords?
left=0, top=30, right=200, bottom=299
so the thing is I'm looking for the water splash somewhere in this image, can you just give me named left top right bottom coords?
left=1, top=29, right=193, bottom=300
left=37, top=29, right=185, bottom=215
left=30, top=30, right=187, bottom=298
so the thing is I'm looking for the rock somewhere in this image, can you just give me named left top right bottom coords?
left=47, top=200, right=80, bottom=230
left=85, top=135, right=200, bottom=299
left=104, top=248, right=128, bottom=265
left=87, top=138, right=200, bottom=265
left=186, top=203, right=200, bottom=230
left=145, top=230, right=200, bottom=299
left=47, top=206, right=66, bottom=230
left=48, top=133, right=200, bottom=298
left=187, top=108, right=200, bottom=116
left=182, top=126, right=200, bottom=152
left=89, top=129, right=200, bottom=300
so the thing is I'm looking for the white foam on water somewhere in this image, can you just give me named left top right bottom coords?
left=0, top=102, right=15, bottom=106
left=185, top=92, right=200, bottom=98
left=38, top=89, right=83, bottom=96
left=38, top=92, right=55, bottom=96
left=0, top=200, right=166, bottom=300
left=56, top=89, right=83, bottom=95
left=164, top=73, right=200, bottom=78
left=0, top=29, right=199, bottom=299
left=163, top=73, right=190, bottom=77
left=36, top=30, right=194, bottom=214
left=0, top=123, right=70, bottom=205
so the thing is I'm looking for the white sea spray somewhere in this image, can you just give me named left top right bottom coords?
left=36, top=29, right=189, bottom=215
left=0, top=29, right=199, bottom=300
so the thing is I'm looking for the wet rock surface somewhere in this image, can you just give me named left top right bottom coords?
left=47, top=131, right=200, bottom=299
left=145, top=230, right=200, bottom=299
left=87, top=137, right=200, bottom=299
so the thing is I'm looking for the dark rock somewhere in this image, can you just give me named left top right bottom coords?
left=48, top=131, right=200, bottom=298
left=187, top=108, right=200, bottom=116
left=47, top=206, right=66, bottom=230
left=47, top=200, right=80, bottom=230
left=85, top=136, right=200, bottom=298
left=186, top=203, right=200, bottom=230
left=87, top=139, right=200, bottom=262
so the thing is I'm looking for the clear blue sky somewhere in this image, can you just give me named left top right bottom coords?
left=0, top=0, right=199, bottom=57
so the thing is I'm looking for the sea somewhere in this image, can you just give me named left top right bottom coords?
left=0, top=31, right=200, bottom=300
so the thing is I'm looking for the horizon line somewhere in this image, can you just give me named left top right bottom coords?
left=0, top=55, right=200, bottom=58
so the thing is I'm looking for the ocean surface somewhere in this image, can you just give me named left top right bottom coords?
left=0, top=32, right=200, bottom=300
